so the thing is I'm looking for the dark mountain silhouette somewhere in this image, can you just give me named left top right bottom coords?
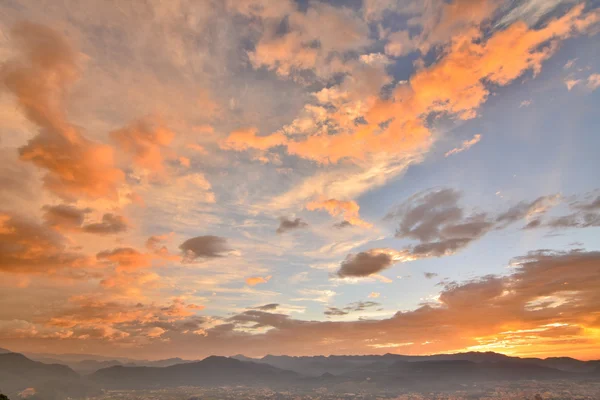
left=0, top=352, right=99, bottom=399
left=90, top=356, right=299, bottom=389
left=233, top=351, right=600, bottom=376
left=21, top=352, right=196, bottom=374
left=2, top=349, right=599, bottom=397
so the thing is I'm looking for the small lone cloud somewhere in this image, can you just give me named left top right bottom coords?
left=445, top=134, right=481, bottom=157
left=246, top=275, right=272, bottom=286
left=587, top=74, right=600, bottom=90
left=179, top=235, right=230, bottom=261
left=519, top=99, right=532, bottom=108
left=368, top=292, right=380, bottom=298
left=276, top=216, right=308, bottom=234
left=424, top=272, right=439, bottom=279
left=564, top=58, right=577, bottom=69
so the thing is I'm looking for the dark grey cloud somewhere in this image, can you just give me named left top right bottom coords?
left=388, top=189, right=494, bottom=257
left=42, top=204, right=89, bottom=230
left=254, top=303, right=279, bottom=311
left=411, top=238, right=472, bottom=257
left=82, top=213, right=128, bottom=234
left=390, top=188, right=463, bottom=242
left=572, top=195, right=600, bottom=212
left=424, top=272, right=438, bottom=279
left=546, top=212, right=600, bottom=229
left=337, top=251, right=393, bottom=277
left=348, top=301, right=380, bottom=311
left=523, top=218, right=542, bottom=229
left=333, top=220, right=353, bottom=229
left=324, top=307, right=348, bottom=316
left=496, top=194, right=559, bottom=226
left=276, top=216, right=308, bottom=234
left=324, top=301, right=380, bottom=317
left=226, top=310, right=294, bottom=329
left=42, top=205, right=127, bottom=235
left=522, top=193, right=600, bottom=230
left=336, top=188, right=596, bottom=278
left=179, top=235, right=230, bottom=261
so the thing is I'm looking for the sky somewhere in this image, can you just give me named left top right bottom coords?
left=0, top=0, right=599, bottom=361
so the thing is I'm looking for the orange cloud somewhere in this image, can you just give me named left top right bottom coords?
left=96, top=248, right=152, bottom=270
left=110, top=117, right=175, bottom=174
left=0, top=211, right=91, bottom=275
left=186, top=143, right=207, bottom=154
left=246, top=275, right=272, bottom=286
left=224, top=5, right=598, bottom=166
left=2, top=22, right=124, bottom=201
left=178, top=156, right=191, bottom=168
left=306, top=198, right=372, bottom=228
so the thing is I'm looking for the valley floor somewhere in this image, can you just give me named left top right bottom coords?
left=88, top=380, right=600, bottom=400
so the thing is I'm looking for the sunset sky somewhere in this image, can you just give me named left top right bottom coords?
left=1, top=0, right=599, bottom=361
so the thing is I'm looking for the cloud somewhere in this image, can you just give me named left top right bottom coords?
left=81, top=213, right=129, bottom=234
left=588, top=73, right=600, bottom=90
left=324, top=307, right=348, bottom=316
left=325, top=300, right=381, bottom=316
left=513, top=194, right=600, bottom=230
left=96, top=247, right=152, bottom=270
left=0, top=211, right=90, bottom=275
left=496, top=0, right=578, bottom=28
left=293, top=289, right=336, bottom=303
left=519, top=99, right=532, bottom=107
left=384, top=30, right=417, bottom=57
left=179, top=236, right=231, bottom=261
left=389, top=188, right=464, bottom=242
left=565, top=78, right=581, bottom=90
left=333, top=220, right=354, bottom=229
left=496, top=194, right=561, bottom=226
left=42, top=204, right=89, bottom=231
left=5, top=249, right=600, bottom=359
left=42, top=205, right=128, bottom=234
left=346, top=189, right=567, bottom=276
left=246, top=275, right=272, bottom=286
left=254, top=303, right=279, bottom=311
left=306, top=198, right=372, bottom=228
left=225, top=3, right=598, bottom=167
left=276, top=216, right=308, bottom=234
left=444, top=134, right=482, bottom=157
left=221, top=127, right=287, bottom=152
left=388, top=188, right=495, bottom=258
left=1, top=22, right=124, bottom=201
left=246, top=1, right=370, bottom=79
left=337, top=249, right=410, bottom=278
left=110, top=117, right=175, bottom=174
left=424, top=272, right=439, bottom=279
left=573, top=195, right=600, bottom=212
left=368, top=292, right=380, bottom=298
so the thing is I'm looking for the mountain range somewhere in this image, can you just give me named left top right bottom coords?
left=1, top=347, right=599, bottom=399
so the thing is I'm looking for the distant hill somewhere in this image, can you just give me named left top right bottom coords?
left=2, top=349, right=598, bottom=396
left=233, top=351, right=600, bottom=376
left=90, top=356, right=299, bottom=389
left=22, top=352, right=197, bottom=375
left=0, top=352, right=99, bottom=399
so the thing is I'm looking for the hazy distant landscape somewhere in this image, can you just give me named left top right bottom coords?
left=1, top=347, right=599, bottom=399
